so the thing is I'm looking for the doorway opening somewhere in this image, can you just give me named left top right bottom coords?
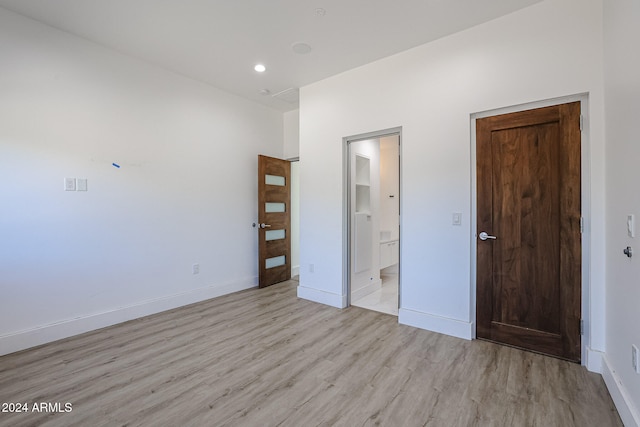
left=344, top=129, right=401, bottom=316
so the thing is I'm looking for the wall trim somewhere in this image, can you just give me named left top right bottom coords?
left=351, top=278, right=382, bottom=302
left=602, top=356, right=640, bottom=427
left=399, top=308, right=473, bottom=340
left=0, top=277, right=257, bottom=356
left=586, top=347, right=604, bottom=373
left=297, top=285, right=346, bottom=308
left=291, top=265, right=300, bottom=277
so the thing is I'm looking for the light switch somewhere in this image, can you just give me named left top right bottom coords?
left=452, top=212, right=462, bottom=226
left=64, top=178, right=76, bottom=191
left=628, top=214, right=635, bottom=238
left=77, top=178, right=88, bottom=191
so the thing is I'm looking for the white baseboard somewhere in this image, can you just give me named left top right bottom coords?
left=586, top=347, right=604, bottom=373
left=351, top=278, right=382, bottom=302
left=0, top=277, right=257, bottom=356
left=602, top=356, right=640, bottom=427
left=399, top=308, right=473, bottom=340
left=297, top=285, right=346, bottom=308
left=381, top=264, right=398, bottom=275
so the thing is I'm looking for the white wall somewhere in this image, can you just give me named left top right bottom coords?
left=298, top=0, right=606, bottom=355
left=284, top=110, right=300, bottom=276
left=379, top=136, right=400, bottom=242
left=603, top=0, right=640, bottom=424
left=290, top=161, right=300, bottom=277
left=0, top=8, right=284, bottom=355
left=283, top=109, right=300, bottom=159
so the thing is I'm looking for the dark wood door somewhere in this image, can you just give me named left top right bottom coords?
left=258, top=155, right=291, bottom=288
left=476, top=102, right=582, bottom=362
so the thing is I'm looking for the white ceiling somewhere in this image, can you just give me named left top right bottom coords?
left=0, top=0, right=540, bottom=112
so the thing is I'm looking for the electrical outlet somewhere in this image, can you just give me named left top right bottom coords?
left=77, top=178, right=88, bottom=191
left=192, top=263, right=200, bottom=275
left=633, top=345, right=639, bottom=374
left=309, top=264, right=314, bottom=273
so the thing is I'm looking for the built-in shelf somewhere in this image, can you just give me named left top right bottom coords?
left=355, top=155, right=370, bottom=186
left=355, top=186, right=370, bottom=213
left=354, top=154, right=372, bottom=273
left=355, top=155, right=371, bottom=214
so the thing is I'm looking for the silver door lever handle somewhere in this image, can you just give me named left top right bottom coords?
left=479, top=231, right=497, bottom=240
left=260, top=223, right=271, bottom=229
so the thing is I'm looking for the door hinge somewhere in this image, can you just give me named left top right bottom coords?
left=580, top=320, right=584, bottom=335
left=579, top=115, right=584, bottom=131
left=580, top=217, right=584, bottom=233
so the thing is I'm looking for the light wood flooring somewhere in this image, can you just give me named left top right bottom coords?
left=0, top=280, right=621, bottom=426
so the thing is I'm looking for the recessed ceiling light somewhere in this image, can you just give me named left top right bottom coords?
left=315, top=8, right=326, bottom=17
left=292, top=42, right=312, bottom=55
left=254, top=64, right=266, bottom=73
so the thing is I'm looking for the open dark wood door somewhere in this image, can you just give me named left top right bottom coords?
left=258, top=155, right=291, bottom=288
left=476, top=102, right=582, bottom=362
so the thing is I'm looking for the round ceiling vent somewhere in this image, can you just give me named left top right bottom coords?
left=292, top=42, right=312, bottom=55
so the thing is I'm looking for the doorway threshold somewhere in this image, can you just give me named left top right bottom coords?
left=351, top=273, right=398, bottom=316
